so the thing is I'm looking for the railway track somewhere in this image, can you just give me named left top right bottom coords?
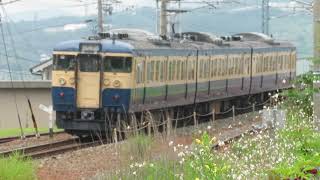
left=0, top=137, right=106, bottom=159
left=0, top=131, right=66, bottom=144
left=0, top=107, right=266, bottom=159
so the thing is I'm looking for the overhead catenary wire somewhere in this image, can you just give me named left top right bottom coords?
left=1, top=5, right=40, bottom=137
left=0, top=0, right=23, bottom=5
left=0, top=9, right=25, bottom=138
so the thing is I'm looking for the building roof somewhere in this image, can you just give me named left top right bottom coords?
left=30, top=58, right=52, bottom=75
left=0, top=80, right=51, bottom=88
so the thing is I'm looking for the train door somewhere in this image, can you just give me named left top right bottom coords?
left=77, top=54, right=101, bottom=108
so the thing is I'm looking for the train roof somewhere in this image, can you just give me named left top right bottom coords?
left=53, top=30, right=295, bottom=56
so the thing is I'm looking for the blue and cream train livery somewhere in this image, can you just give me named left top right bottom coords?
left=52, top=30, right=296, bottom=135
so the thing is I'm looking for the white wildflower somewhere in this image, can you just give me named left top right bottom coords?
left=178, top=151, right=185, bottom=157
left=218, top=141, right=225, bottom=146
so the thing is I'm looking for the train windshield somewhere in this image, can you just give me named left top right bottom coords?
left=53, top=55, right=76, bottom=71
left=104, top=56, right=132, bottom=73
left=78, top=54, right=100, bottom=72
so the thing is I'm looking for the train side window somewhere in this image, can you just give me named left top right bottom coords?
left=199, top=60, right=203, bottom=79
left=147, top=61, right=154, bottom=81
left=287, top=54, right=290, bottom=69
left=177, top=60, right=181, bottom=80
left=168, top=61, right=172, bottom=81
left=181, top=61, right=185, bottom=80
left=272, top=55, right=276, bottom=71
left=173, top=60, right=177, bottom=80
left=136, top=59, right=144, bottom=84
left=259, top=55, right=263, bottom=73
left=270, top=55, right=272, bottom=72
left=219, top=58, right=222, bottom=76
left=188, top=59, right=195, bottom=80
left=222, top=58, right=225, bottom=76
left=53, top=55, right=76, bottom=71
left=280, top=55, right=284, bottom=70
left=210, top=58, right=214, bottom=78
left=218, top=59, right=222, bottom=76
left=159, top=61, right=164, bottom=82
left=255, top=57, right=259, bottom=73
left=237, top=57, right=240, bottom=75
left=205, top=59, right=210, bottom=78
left=240, top=57, right=243, bottom=75
left=211, top=58, right=215, bottom=77
left=155, top=61, right=160, bottom=81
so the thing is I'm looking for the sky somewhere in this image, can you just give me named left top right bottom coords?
left=3, top=0, right=153, bottom=20
left=1, top=0, right=312, bottom=21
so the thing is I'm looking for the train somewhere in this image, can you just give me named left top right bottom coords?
left=51, top=29, right=296, bottom=136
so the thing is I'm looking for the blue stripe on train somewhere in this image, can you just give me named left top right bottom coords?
left=102, top=88, right=131, bottom=112
left=52, top=87, right=76, bottom=111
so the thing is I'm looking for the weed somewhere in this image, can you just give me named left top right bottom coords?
left=0, top=153, right=36, bottom=180
left=121, top=134, right=153, bottom=161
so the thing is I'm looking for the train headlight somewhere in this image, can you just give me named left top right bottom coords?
left=113, top=80, right=121, bottom=87
left=59, top=78, right=66, bottom=86
left=104, top=79, right=111, bottom=86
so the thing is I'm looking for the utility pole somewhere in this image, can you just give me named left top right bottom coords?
left=314, top=0, right=320, bottom=60
left=262, top=0, right=270, bottom=35
left=98, top=0, right=104, bottom=33
left=160, top=0, right=168, bottom=38
left=314, top=0, right=320, bottom=131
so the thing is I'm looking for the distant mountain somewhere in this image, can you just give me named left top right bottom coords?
left=0, top=6, right=312, bottom=79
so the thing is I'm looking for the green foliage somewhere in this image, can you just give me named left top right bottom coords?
left=107, top=132, right=229, bottom=180
left=0, top=153, right=36, bottom=180
left=270, top=73, right=320, bottom=178
left=272, top=154, right=320, bottom=179
left=309, top=57, right=320, bottom=65
left=183, top=132, right=229, bottom=179
left=282, top=72, right=320, bottom=117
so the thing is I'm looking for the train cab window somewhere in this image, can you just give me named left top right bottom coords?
left=78, top=54, right=100, bottom=72
left=53, top=55, right=76, bottom=71
left=104, top=56, right=132, bottom=73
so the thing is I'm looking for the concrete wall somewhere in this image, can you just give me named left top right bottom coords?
left=0, top=81, right=53, bottom=129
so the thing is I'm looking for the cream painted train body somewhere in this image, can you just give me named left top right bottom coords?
left=52, top=31, right=296, bottom=135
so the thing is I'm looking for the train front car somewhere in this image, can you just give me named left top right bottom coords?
left=52, top=40, right=134, bottom=135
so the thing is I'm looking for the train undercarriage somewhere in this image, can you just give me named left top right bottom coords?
left=57, top=91, right=275, bottom=138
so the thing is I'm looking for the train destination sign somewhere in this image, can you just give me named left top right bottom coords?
left=80, top=43, right=101, bottom=53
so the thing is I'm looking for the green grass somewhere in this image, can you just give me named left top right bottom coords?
left=0, top=153, right=36, bottom=180
left=0, top=127, right=63, bottom=138
left=121, top=134, right=153, bottom=161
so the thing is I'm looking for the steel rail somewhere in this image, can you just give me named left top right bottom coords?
left=0, top=131, right=65, bottom=144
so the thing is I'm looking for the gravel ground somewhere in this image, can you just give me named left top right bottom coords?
left=36, top=112, right=263, bottom=180
left=0, top=133, right=73, bottom=152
